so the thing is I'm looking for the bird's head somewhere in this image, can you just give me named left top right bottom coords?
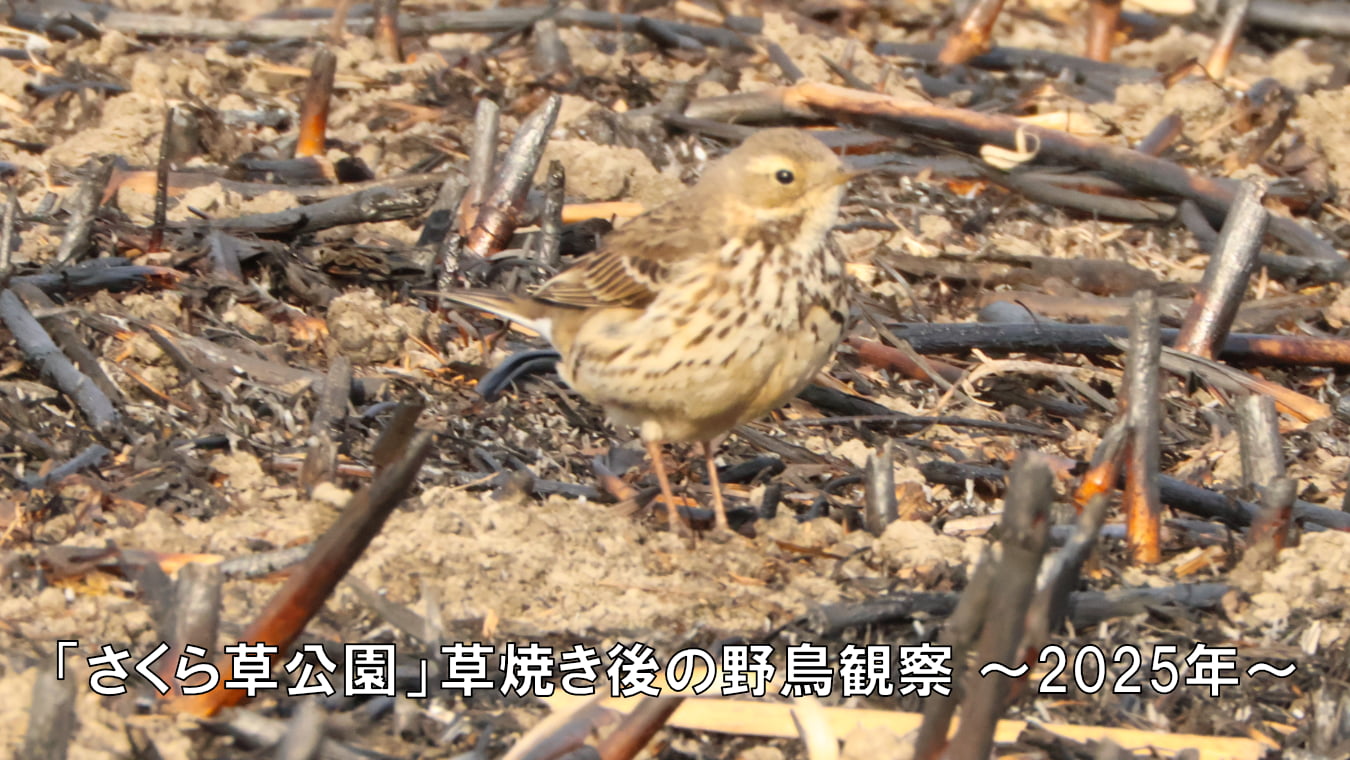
left=706, top=128, right=858, bottom=221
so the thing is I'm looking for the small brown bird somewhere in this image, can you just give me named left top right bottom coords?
left=445, top=128, right=856, bottom=532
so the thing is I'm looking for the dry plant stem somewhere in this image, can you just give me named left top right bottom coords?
left=944, top=454, right=1053, bottom=760
left=863, top=439, right=896, bottom=536
left=1122, top=290, right=1163, bottom=564
left=14, top=282, right=123, bottom=404
left=465, top=95, right=560, bottom=258
left=1154, top=345, right=1329, bottom=422
left=55, top=157, right=114, bottom=265
left=790, top=696, right=840, bottom=760
left=1237, top=392, right=1284, bottom=490
left=1085, top=0, right=1123, bottom=62
left=1205, top=0, right=1252, bottom=79
left=295, top=48, right=337, bottom=159
left=171, top=417, right=433, bottom=717
left=596, top=697, right=685, bottom=760
left=913, top=544, right=996, bottom=760
left=782, top=82, right=1339, bottom=266
left=158, top=561, right=223, bottom=696
left=939, top=0, right=1007, bottom=64
left=302, top=356, right=352, bottom=490
left=459, top=98, right=501, bottom=235
left=0, top=289, right=121, bottom=436
left=374, top=0, right=402, bottom=61
left=1136, top=113, right=1184, bottom=157
left=18, top=665, right=75, bottom=760
left=1174, top=180, right=1269, bottom=359
left=149, top=106, right=174, bottom=253
left=0, top=183, right=18, bottom=276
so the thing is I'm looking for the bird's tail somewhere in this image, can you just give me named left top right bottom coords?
left=440, top=289, right=555, bottom=342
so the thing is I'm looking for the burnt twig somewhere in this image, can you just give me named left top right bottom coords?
left=54, top=157, right=115, bottom=266
left=296, top=48, right=337, bottom=159
left=939, top=0, right=1008, bottom=65
left=1122, top=290, right=1162, bottom=564
left=172, top=413, right=432, bottom=717
left=945, top=454, right=1053, bottom=760
left=464, top=95, right=561, bottom=258
left=1174, top=179, right=1269, bottom=359
left=0, top=288, right=121, bottom=436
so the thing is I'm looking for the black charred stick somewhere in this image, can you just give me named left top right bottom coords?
left=175, top=182, right=436, bottom=236
left=1122, top=290, right=1163, bottom=564
left=149, top=106, right=175, bottom=253
left=464, top=95, right=560, bottom=259
left=863, top=440, right=896, bottom=537
left=1205, top=0, right=1251, bottom=78
left=20, top=443, right=111, bottom=490
left=1174, top=180, right=1269, bottom=359
left=535, top=160, right=565, bottom=270
left=13, top=281, right=124, bottom=405
left=869, top=322, right=1350, bottom=369
left=54, top=156, right=114, bottom=266
left=939, top=0, right=1008, bottom=65
left=992, top=170, right=1175, bottom=221
left=373, top=0, right=402, bottom=61
left=295, top=48, right=337, bottom=159
left=636, top=16, right=704, bottom=54
left=944, top=454, right=1053, bottom=760
left=766, top=41, right=804, bottom=83
left=913, top=544, right=996, bottom=760
left=1085, top=0, right=1123, bottom=62
left=876, top=42, right=1155, bottom=87
left=458, top=98, right=501, bottom=237
left=0, top=289, right=121, bottom=436
left=1237, top=392, right=1285, bottom=490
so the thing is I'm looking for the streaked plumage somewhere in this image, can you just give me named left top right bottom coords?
left=445, top=128, right=855, bottom=532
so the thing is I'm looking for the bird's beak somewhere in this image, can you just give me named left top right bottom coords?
left=833, top=168, right=866, bottom=186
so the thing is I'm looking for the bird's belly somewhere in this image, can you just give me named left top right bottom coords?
left=559, top=301, right=843, bottom=443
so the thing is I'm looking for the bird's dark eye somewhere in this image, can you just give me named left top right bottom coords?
left=775, top=169, right=795, bottom=185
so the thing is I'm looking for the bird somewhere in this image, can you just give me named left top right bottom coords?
left=443, top=128, right=857, bottom=533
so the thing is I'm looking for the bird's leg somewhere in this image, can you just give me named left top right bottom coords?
left=701, top=439, right=730, bottom=532
left=645, top=439, right=685, bottom=531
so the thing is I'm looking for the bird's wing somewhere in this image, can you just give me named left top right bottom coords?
left=532, top=196, right=726, bottom=309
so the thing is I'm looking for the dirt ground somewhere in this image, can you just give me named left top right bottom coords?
left=2, top=1, right=1350, bottom=758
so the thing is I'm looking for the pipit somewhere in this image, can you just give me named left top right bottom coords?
left=445, top=128, right=856, bottom=532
